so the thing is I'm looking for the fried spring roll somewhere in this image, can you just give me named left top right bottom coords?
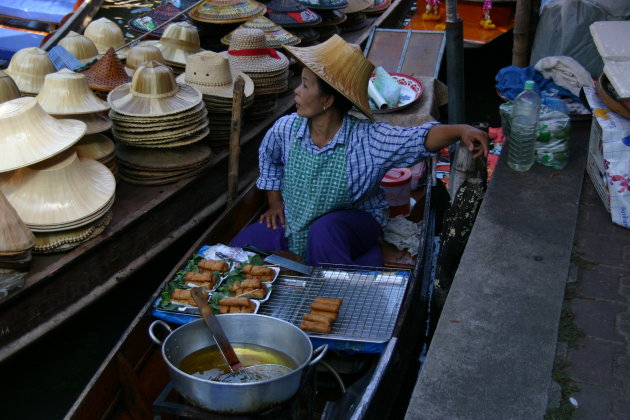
left=310, top=302, right=339, bottom=313
left=241, top=288, right=265, bottom=299
left=300, top=320, right=331, bottom=334
left=219, top=305, right=229, bottom=314
left=310, top=310, right=337, bottom=321
left=220, top=297, right=251, bottom=307
left=241, top=279, right=262, bottom=289
left=242, top=265, right=275, bottom=276
left=245, top=274, right=274, bottom=281
left=304, top=313, right=333, bottom=325
left=198, top=259, right=229, bottom=272
left=314, top=297, right=343, bottom=308
left=185, top=272, right=212, bottom=282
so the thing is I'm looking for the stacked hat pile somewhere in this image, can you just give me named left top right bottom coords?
left=140, top=22, right=204, bottom=72
left=221, top=16, right=301, bottom=48
left=124, top=44, right=167, bottom=77
left=81, top=48, right=132, bottom=100
left=264, top=0, right=322, bottom=45
left=224, top=28, right=290, bottom=119
left=0, top=97, right=116, bottom=253
left=108, top=61, right=212, bottom=185
left=338, top=0, right=374, bottom=32
left=0, top=190, right=35, bottom=273
left=297, top=0, right=349, bottom=41
left=0, top=71, right=21, bottom=104
left=84, top=17, right=130, bottom=60
left=128, top=2, right=191, bottom=38
left=5, top=47, right=56, bottom=97
left=364, top=0, right=391, bottom=15
left=177, top=51, right=255, bottom=146
left=36, top=69, right=116, bottom=175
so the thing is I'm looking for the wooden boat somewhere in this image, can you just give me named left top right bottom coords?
left=65, top=166, right=438, bottom=418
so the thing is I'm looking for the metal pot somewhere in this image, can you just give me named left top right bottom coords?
left=149, top=314, right=327, bottom=414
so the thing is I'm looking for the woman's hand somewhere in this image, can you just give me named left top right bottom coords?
left=260, top=191, right=285, bottom=229
left=459, top=125, right=490, bottom=159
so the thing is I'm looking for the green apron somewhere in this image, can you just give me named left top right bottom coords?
left=283, top=117, right=354, bottom=259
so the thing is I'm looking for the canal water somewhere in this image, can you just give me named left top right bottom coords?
left=0, top=1, right=513, bottom=417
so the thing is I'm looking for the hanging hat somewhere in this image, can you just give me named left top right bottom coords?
left=0, top=97, right=86, bottom=173
left=340, top=0, right=373, bottom=14
left=284, top=34, right=374, bottom=120
left=140, top=22, right=202, bottom=67
left=58, top=31, right=99, bottom=64
left=221, top=16, right=301, bottom=48
left=108, top=61, right=202, bottom=117
left=297, top=0, right=348, bottom=10
left=37, top=69, right=110, bottom=115
left=128, top=3, right=191, bottom=37
left=189, top=0, right=266, bottom=24
left=265, top=0, right=322, bottom=27
left=5, top=47, right=56, bottom=95
left=125, top=44, right=167, bottom=76
left=84, top=18, right=130, bottom=59
left=225, top=28, right=289, bottom=73
left=0, top=191, right=35, bottom=253
left=52, top=112, right=112, bottom=135
left=82, top=48, right=132, bottom=93
left=0, top=150, right=116, bottom=231
left=0, top=70, right=21, bottom=104
left=176, top=51, right=254, bottom=99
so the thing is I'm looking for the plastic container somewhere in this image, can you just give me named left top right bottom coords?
left=381, top=168, right=411, bottom=217
left=541, top=88, right=570, bottom=115
left=410, top=161, right=426, bottom=191
left=508, top=80, right=541, bottom=171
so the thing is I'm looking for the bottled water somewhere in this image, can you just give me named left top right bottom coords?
left=508, top=80, right=541, bottom=171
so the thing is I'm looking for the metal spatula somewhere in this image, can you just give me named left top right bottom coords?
left=190, top=288, right=292, bottom=383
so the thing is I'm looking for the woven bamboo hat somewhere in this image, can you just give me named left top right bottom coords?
left=59, top=31, right=99, bottom=64
left=175, top=51, right=254, bottom=99
left=189, top=0, right=266, bottom=24
left=75, top=133, right=115, bottom=161
left=82, top=48, right=132, bottom=93
left=0, top=150, right=116, bottom=230
left=0, top=191, right=35, bottom=253
left=284, top=35, right=373, bottom=120
left=37, top=69, right=110, bottom=115
left=225, top=28, right=289, bottom=73
left=32, top=210, right=112, bottom=254
left=0, top=70, right=21, bottom=104
left=84, top=18, right=130, bottom=59
left=340, top=0, right=373, bottom=14
left=298, top=0, right=348, bottom=9
left=265, top=0, right=322, bottom=27
left=0, top=97, right=86, bottom=172
left=52, top=112, right=112, bottom=134
left=141, top=22, right=202, bottom=67
left=221, top=16, right=301, bottom=48
left=108, top=61, right=202, bottom=116
left=125, top=45, right=167, bottom=76
left=5, top=47, right=56, bottom=95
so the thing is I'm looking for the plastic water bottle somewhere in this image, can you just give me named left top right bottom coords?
left=508, top=80, right=541, bottom=171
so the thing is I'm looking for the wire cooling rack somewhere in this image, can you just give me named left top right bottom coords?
left=258, top=265, right=411, bottom=344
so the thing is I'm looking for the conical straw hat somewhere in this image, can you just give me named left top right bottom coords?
left=265, top=0, right=322, bottom=27
left=225, top=28, right=289, bottom=73
left=149, top=22, right=202, bottom=66
left=0, top=70, right=21, bottom=104
left=58, top=31, right=99, bottom=64
left=0, top=150, right=116, bottom=228
left=32, top=211, right=112, bottom=254
left=221, top=16, right=301, bottom=48
left=125, top=45, right=167, bottom=76
left=83, top=18, right=130, bottom=59
left=340, top=0, right=373, bottom=13
left=284, top=34, right=374, bottom=120
left=176, top=51, right=254, bottom=99
left=37, top=69, right=110, bottom=115
left=189, top=0, right=266, bottom=24
left=5, top=47, right=56, bottom=95
left=75, top=133, right=115, bottom=161
left=0, top=97, right=86, bottom=173
left=0, top=190, right=35, bottom=253
left=52, top=112, right=112, bottom=134
left=82, top=48, right=132, bottom=93
left=108, top=61, right=203, bottom=116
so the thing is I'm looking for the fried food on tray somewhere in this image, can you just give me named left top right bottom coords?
left=300, top=320, right=331, bottom=334
left=198, top=259, right=229, bottom=273
left=314, top=297, right=343, bottom=309
left=304, top=313, right=334, bottom=324
left=185, top=271, right=213, bottom=282
left=220, top=296, right=251, bottom=307
left=310, top=310, right=337, bottom=321
left=219, top=297, right=256, bottom=313
left=241, top=264, right=275, bottom=277
left=240, top=278, right=263, bottom=289
left=310, top=301, right=340, bottom=313
left=171, top=288, right=208, bottom=306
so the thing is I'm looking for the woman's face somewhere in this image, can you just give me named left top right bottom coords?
left=294, top=67, right=329, bottom=118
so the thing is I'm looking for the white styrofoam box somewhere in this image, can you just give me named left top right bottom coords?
left=604, top=61, right=630, bottom=98
left=590, top=21, right=630, bottom=61
left=584, top=87, right=630, bottom=228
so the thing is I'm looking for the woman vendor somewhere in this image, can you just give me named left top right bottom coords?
left=231, top=35, right=489, bottom=267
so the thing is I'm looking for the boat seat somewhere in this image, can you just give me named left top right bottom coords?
left=0, top=0, right=78, bottom=24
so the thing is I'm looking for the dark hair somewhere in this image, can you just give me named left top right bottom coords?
left=315, top=76, right=353, bottom=114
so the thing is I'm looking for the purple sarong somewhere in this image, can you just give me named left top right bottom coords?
left=230, top=209, right=383, bottom=267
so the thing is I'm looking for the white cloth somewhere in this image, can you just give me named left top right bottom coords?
left=383, top=216, right=424, bottom=257
left=535, top=55, right=595, bottom=96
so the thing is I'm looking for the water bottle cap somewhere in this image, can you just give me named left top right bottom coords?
left=524, top=80, right=535, bottom=90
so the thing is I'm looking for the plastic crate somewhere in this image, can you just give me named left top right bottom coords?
left=586, top=118, right=611, bottom=212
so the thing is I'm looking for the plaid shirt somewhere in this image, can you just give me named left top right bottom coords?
left=257, top=113, right=439, bottom=227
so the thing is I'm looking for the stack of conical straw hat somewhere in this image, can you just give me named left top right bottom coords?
left=0, top=190, right=35, bottom=271
left=36, top=69, right=113, bottom=139
left=176, top=51, right=254, bottom=145
left=0, top=71, right=21, bottom=104
left=75, top=133, right=117, bottom=176
left=84, top=18, right=130, bottom=59
left=0, top=98, right=115, bottom=253
left=265, top=0, right=322, bottom=30
left=139, top=22, right=203, bottom=69
left=189, top=0, right=267, bottom=24
left=338, top=0, right=373, bottom=32
left=221, top=16, right=301, bottom=48
left=5, top=47, right=56, bottom=96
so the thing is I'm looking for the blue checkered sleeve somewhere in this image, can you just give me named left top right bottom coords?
left=256, top=115, right=294, bottom=191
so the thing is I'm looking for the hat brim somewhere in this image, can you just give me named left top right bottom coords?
left=108, top=82, right=203, bottom=117
left=221, top=50, right=289, bottom=74
left=176, top=68, right=255, bottom=99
